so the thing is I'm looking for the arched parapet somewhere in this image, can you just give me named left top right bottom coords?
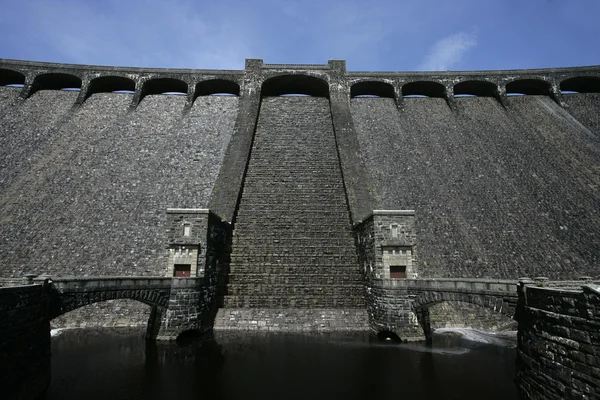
left=503, top=78, right=552, bottom=96
left=350, top=80, right=396, bottom=99
left=503, top=77, right=563, bottom=106
left=87, top=75, right=136, bottom=95
left=195, top=78, right=240, bottom=97
left=411, top=290, right=516, bottom=318
left=26, top=72, right=83, bottom=99
left=401, top=80, right=447, bottom=99
left=453, top=79, right=499, bottom=98
left=559, top=75, right=600, bottom=94
left=131, top=76, right=189, bottom=109
left=261, top=73, right=329, bottom=97
left=0, top=68, right=26, bottom=87
left=188, top=78, right=241, bottom=112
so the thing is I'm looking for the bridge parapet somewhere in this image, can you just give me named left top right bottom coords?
left=373, top=278, right=517, bottom=294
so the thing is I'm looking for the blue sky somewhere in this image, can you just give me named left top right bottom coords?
left=1, top=0, right=599, bottom=72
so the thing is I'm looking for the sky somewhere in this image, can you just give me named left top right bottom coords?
left=0, top=0, right=599, bottom=72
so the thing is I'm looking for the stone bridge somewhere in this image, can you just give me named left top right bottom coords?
left=14, top=275, right=219, bottom=341
left=365, top=277, right=592, bottom=342
left=47, top=276, right=174, bottom=319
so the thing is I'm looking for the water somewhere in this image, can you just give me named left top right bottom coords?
left=45, top=328, right=518, bottom=400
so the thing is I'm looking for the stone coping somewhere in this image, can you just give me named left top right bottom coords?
left=372, top=209, right=415, bottom=215
left=369, top=278, right=518, bottom=292
left=166, top=208, right=226, bottom=221
left=0, top=58, right=243, bottom=75
left=522, top=283, right=600, bottom=295
left=0, top=283, right=43, bottom=290
left=167, top=208, right=210, bottom=214
left=353, top=209, right=415, bottom=227
left=2, top=57, right=599, bottom=77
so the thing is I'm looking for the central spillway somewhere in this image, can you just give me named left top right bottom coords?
left=216, top=96, right=367, bottom=331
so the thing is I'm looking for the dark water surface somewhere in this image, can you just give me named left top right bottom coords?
left=45, top=328, right=518, bottom=400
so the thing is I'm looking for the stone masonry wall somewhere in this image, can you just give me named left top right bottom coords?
left=351, top=96, right=600, bottom=279
left=365, top=283, right=423, bottom=339
left=0, top=89, right=236, bottom=327
left=0, top=92, right=236, bottom=278
left=516, top=283, right=600, bottom=399
left=224, top=96, right=364, bottom=310
left=0, top=284, right=51, bottom=400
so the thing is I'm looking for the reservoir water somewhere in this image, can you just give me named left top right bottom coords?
left=45, top=328, right=518, bottom=400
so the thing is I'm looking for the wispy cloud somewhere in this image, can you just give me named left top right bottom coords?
left=419, top=31, right=477, bottom=71
left=1, top=0, right=253, bottom=69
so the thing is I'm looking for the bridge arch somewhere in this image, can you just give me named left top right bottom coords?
left=51, top=286, right=170, bottom=320
left=88, top=75, right=136, bottom=96
left=505, top=78, right=551, bottom=96
left=0, top=68, right=26, bottom=86
left=411, top=291, right=515, bottom=318
left=402, top=81, right=445, bottom=98
left=350, top=81, right=395, bottom=98
left=31, top=73, right=82, bottom=94
left=559, top=76, right=600, bottom=93
left=261, top=74, right=329, bottom=97
left=51, top=298, right=153, bottom=328
left=453, top=80, right=497, bottom=97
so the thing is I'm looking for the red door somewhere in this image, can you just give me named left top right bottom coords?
left=174, top=264, right=191, bottom=277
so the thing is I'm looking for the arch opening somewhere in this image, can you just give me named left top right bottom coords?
left=261, top=74, right=329, bottom=97
left=51, top=299, right=153, bottom=330
left=32, top=73, right=82, bottom=92
left=416, top=300, right=514, bottom=332
left=505, top=79, right=551, bottom=96
left=351, top=81, right=395, bottom=99
left=402, top=81, right=445, bottom=98
left=0, top=68, right=26, bottom=87
left=142, top=78, right=188, bottom=96
left=559, top=76, right=600, bottom=94
left=376, top=330, right=402, bottom=342
left=195, top=79, right=240, bottom=97
left=88, top=76, right=136, bottom=95
left=453, top=80, right=497, bottom=97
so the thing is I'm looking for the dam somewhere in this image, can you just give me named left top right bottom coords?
left=0, top=58, right=599, bottom=399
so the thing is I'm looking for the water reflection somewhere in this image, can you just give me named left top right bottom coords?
left=46, top=328, right=518, bottom=400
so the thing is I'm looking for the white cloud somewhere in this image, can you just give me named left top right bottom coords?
left=419, top=31, right=477, bottom=71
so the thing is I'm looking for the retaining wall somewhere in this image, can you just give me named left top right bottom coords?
left=0, top=284, right=51, bottom=400
left=516, top=283, right=600, bottom=399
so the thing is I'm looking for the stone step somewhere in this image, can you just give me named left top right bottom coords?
left=226, top=273, right=364, bottom=285
left=228, top=263, right=361, bottom=274
left=226, top=283, right=365, bottom=297
left=232, top=239, right=355, bottom=248
left=222, top=295, right=366, bottom=308
left=214, top=308, right=370, bottom=332
left=228, top=257, right=358, bottom=267
left=232, top=233, right=355, bottom=241
left=229, top=248, right=357, bottom=258
left=232, top=215, right=351, bottom=223
left=235, top=206, right=350, bottom=215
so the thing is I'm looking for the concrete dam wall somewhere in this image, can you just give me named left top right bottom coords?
left=0, top=58, right=599, bottom=287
